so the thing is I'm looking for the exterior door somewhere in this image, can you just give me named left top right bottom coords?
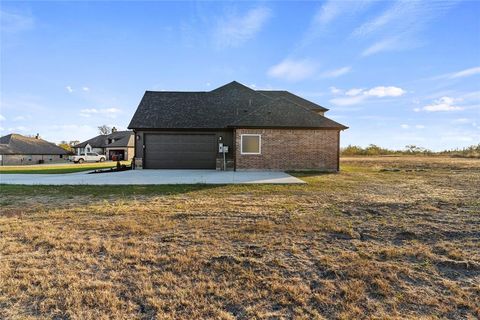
left=144, top=133, right=216, bottom=169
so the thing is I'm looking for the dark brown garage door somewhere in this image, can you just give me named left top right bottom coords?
left=144, top=133, right=216, bottom=169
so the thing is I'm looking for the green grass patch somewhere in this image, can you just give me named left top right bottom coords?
left=0, top=161, right=129, bottom=174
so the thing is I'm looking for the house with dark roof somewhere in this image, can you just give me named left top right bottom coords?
left=0, top=133, right=69, bottom=165
left=128, top=81, right=348, bottom=171
left=73, top=129, right=134, bottom=161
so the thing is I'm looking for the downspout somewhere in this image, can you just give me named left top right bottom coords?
left=233, top=128, right=237, bottom=171
left=132, top=129, right=136, bottom=169
left=337, top=130, right=340, bottom=172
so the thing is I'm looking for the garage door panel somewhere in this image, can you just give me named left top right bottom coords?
left=147, top=143, right=214, bottom=153
left=144, top=133, right=216, bottom=169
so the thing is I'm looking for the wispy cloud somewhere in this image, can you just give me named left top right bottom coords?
left=415, top=96, right=463, bottom=112
left=0, top=9, right=34, bottom=33
left=361, top=37, right=403, bottom=56
left=13, top=115, right=30, bottom=121
left=431, top=66, right=480, bottom=80
left=450, top=66, right=480, bottom=78
left=267, top=59, right=317, bottom=82
left=0, top=114, right=6, bottom=121
left=401, top=124, right=425, bottom=130
left=214, top=6, right=271, bottom=48
left=355, top=0, right=458, bottom=56
left=300, top=0, right=374, bottom=47
left=79, top=108, right=121, bottom=118
left=330, top=85, right=406, bottom=106
left=82, top=87, right=90, bottom=92
left=320, top=66, right=351, bottom=78
left=66, top=86, right=73, bottom=93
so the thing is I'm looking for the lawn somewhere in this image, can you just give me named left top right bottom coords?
left=0, top=161, right=130, bottom=174
left=0, top=156, right=479, bottom=319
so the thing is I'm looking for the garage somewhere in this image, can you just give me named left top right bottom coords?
left=108, top=149, right=125, bottom=161
left=144, top=133, right=217, bottom=169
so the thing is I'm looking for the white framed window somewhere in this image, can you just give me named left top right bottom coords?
left=241, top=134, right=261, bottom=155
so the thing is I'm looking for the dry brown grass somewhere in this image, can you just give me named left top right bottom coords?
left=1, top=156, right=479, bottom=319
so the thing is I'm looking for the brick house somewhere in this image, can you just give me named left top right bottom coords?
left=128, top=81, right=347, bottom=171
left=73, top=129, right=134, bottom=161
left=0, top=133, right=69, bottom=165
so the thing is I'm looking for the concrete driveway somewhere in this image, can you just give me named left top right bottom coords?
left=0, top=170, right=305, bottom=185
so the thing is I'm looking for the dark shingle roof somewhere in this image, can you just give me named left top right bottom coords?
left=128, top=81, right=347, bottom=130
left=0, top=134, right=68, bottom=155
left=229, top=97, right=345, bottom=129
left=74, top=131, right=134, bottom=148
left=257, top=90, right=328, bottom=112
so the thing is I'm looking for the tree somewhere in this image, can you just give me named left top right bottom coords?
left=98, top=125, right=112, bottom=135
left=58, top=141, right=73, bottom=153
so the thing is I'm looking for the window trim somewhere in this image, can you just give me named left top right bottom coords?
left=240, top=134, right=261, bottom=155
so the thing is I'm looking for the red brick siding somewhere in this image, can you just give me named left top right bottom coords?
left=235, top=129, right=340, bottom=171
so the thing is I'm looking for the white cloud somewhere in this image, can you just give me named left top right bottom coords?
left=330, top=95, right=367, bottom=106
left=82, top=87, right=90, bottom=92
left=401, top=124, right=410, bottom=129
left=330, top=86, right=343, bottom=95
left=267, top=59, right=317, bottom=81
left=214, top=6, right=271, bottom=48
left=0, top=114, right=5, bottom=121
left=415, top=125, right=425, bottom=129
left=320, top=66, right=351, bottom=78
left=364, top=86, right=406, bottom=97
left=66, top=86, right=73, bottom=93
left=450, top=66, right=480, bottom=79
left=417, top=96, right=464, bottom=112
left=329, top=85, right=406, bottom=106
left=345, top=88, right=363, bottom=96
left=79, top=108, right=121, bottom=118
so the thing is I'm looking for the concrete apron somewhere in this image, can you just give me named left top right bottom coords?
left=0, top=170, right=305, bottom=185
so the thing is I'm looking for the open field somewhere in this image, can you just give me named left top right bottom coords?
left=0, top=156, right=479, bottom=319
left=0, top=161, right=130, bottom=174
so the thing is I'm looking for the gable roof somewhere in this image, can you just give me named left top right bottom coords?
left=74, top=131, right=134, bottom=148
left=0, top=134, right=68, bottom=155
left=256, top=90, right=328, bottom=112
left=128, top=81, right=347, bottom=130
left=229, top=97, right=344, bottom=129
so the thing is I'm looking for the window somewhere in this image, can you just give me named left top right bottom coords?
left=241, top=134, right=261, bottom=154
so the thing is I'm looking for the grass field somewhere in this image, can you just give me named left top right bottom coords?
left=0, top=161, right=130, bottom=174
left=0, top=156, right=479, bottom=319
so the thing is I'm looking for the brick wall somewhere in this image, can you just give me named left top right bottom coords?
left=1, top=154, right=66, bottom=166
left=235, top=129, right=340, bottom=171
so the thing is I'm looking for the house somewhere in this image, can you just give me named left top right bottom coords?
left=0, top=133, right=69, bottom=166
left=128, top=81, right=348, bottom=171
left=73, top=129, right=134, bottom=161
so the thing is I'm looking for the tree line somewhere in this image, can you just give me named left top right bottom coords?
left=341, top=144, right=480, bottom=158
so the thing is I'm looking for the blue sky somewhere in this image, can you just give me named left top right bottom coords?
left=1, top=0, right=479, bottom=150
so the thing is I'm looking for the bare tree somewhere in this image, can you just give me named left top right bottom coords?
left=98, top=125, right=112, bottom=135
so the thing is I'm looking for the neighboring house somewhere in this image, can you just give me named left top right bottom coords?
left=0, top=133, right=69, bottom=166
left=73, top=129, right=134, bottom=161
left=128, top=81, right=348, bottom=171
